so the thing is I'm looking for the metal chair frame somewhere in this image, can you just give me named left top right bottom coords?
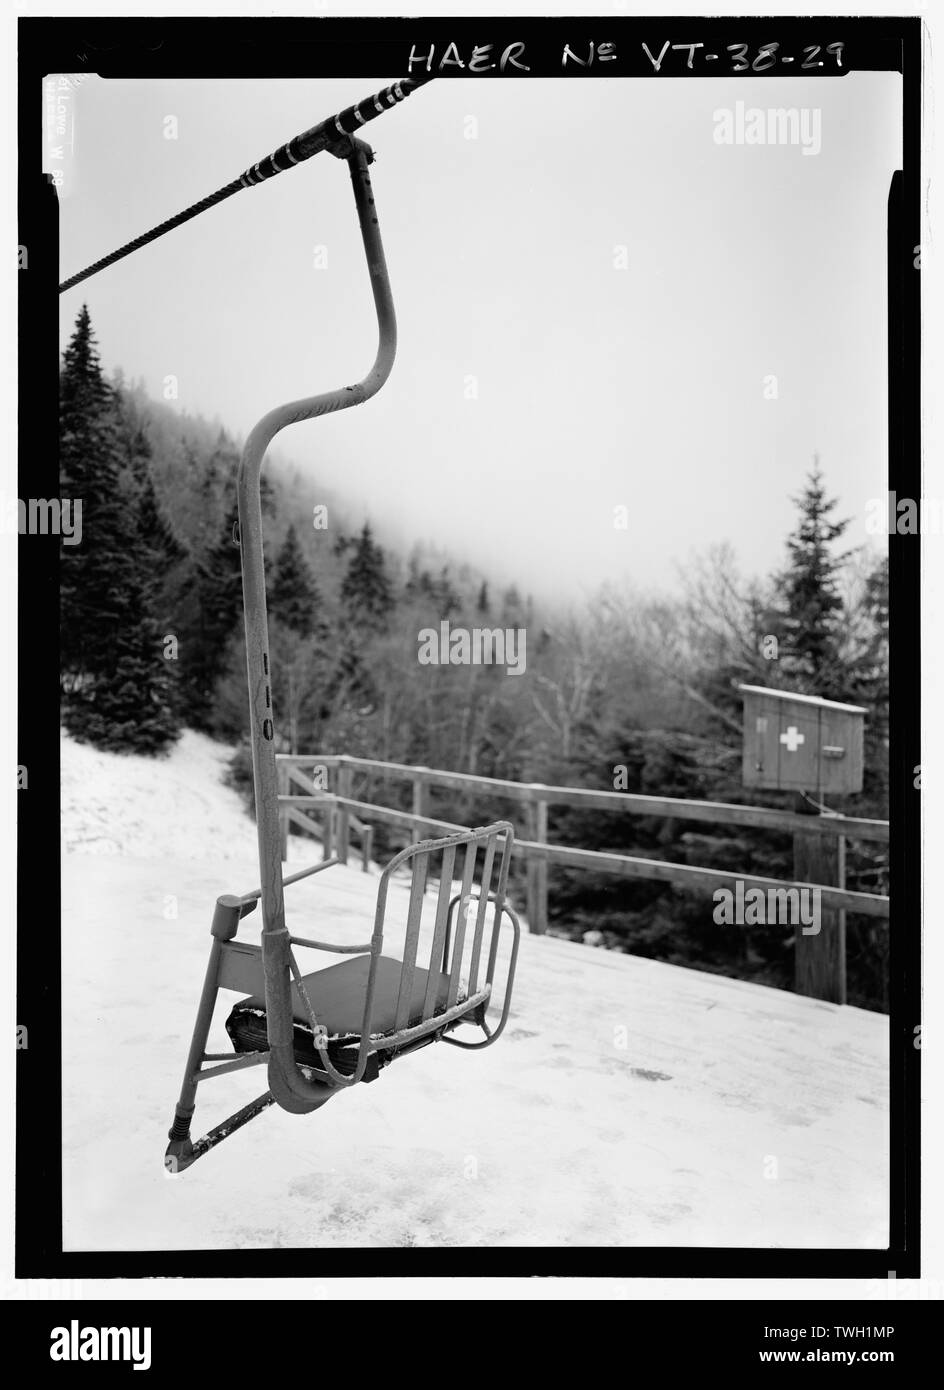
left=165, top=135, right=520, bottom=1173
left=165, top=824, right=519, bottom=1172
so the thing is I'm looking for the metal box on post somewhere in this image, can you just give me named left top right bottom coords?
left=738, top=685, right=866, bottom=797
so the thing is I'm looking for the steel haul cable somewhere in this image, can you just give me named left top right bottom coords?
left=58, top=74, right=432, bottom=294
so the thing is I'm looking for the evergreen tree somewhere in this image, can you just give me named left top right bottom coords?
left=118, top=406, right=187, bottom=717
left=185, top=499, right=246, bottom=723
left=193, top=432, right=248, bottom=547
left=270, top=524, right=321, bottom=636
left=772, top=461, right=851, bottom=699
left=116, top=400, right=187, bottom=578
left=59, top=307, right=179, bottom=752
left=195, top=434, right=227, bottom=545
left=59, top=304, right=124, bottom=679
left=330, top=525, right=394, bottom=710
left=433, top=565, right=461, bottom=618
left=862, top=555, right=889, bottom=665
left=340, top=523, right=393, bottom=628
left=404, top=552, right=425, bottom=601
left=137, top=468, right=187, bottom=572
left=403, top=558, right=436, bottom=603
left=64, top=569, right=180, bottom=754
left=476, top=581, right=490, bottom=616
left=850, top=554, right=889, bottom=805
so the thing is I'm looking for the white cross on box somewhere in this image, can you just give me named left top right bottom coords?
left=780, top=725, right=805, bottom=753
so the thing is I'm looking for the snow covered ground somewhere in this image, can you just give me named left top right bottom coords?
left=60, top=730, right=888, bottom=1250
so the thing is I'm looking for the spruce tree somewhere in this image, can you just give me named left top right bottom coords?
left=340, top=523, right=393, bottom=628
left=773, top=461, right=851, bottom=699
left=64, top=538, right=180, bottom=755
left=196, top=434, right=227, bottom=545
left=119, top=408, right=187, bottom=716
left=187, top=498, right=246, bottom=721
left=270, top=524, right=321, bottom=636
left=117, top=402, right=187, bottom=584
left=59, top=304, right=124, bottom=679
left=852, top=554, right=889, bottom=804
left=137, top=468, right=187, bottom=571
left=59, top=307, right=179, bottom=752
left=331, top=524, right=393, bottom=709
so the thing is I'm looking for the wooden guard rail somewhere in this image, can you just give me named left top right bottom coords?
left=276, top=754, right=889, bottom=1003
left=277, top=760, right=374, bottom=872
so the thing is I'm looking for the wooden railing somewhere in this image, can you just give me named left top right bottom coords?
left=276, top=753, right=889, bottom=1003
left=277, top=760, right=374, bottom=872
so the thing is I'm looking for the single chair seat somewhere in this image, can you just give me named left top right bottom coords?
left=225, top=954, right=472, bottom=1081
left=167, top=823, right=519, bottom=1172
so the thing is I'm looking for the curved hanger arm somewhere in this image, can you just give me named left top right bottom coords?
left=234, top=137, right=397, bottom=1114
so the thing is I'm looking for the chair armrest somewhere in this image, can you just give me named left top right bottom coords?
left=240, top=857, right=340, bottom=908
left=442, top=902, right=520, bottom=1050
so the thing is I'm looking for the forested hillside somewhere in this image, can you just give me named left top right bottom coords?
left=59, top=307, right=890, bottom=1007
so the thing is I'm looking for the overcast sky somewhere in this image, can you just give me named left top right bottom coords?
left=55, top=71, right=900, bottom=601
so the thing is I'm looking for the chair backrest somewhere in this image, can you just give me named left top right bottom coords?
left=360, top=820, right=515, bottom=1053
left=272, top=820, right=517, bottom=1093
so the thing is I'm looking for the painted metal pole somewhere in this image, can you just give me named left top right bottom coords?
left=235, top=138, right=397, bottom=1113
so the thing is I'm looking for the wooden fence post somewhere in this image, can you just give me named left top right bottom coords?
left=322, top=765, right=334, bottom=861
left=411, top=771, right=428, bottom=844
left=793, top=804, right=846, bottom=1003
left=337, top=759, right=352, bottom=865
left=837, top=833, right=847, bottom=1002
left=526, top=790, right=548, bottom=935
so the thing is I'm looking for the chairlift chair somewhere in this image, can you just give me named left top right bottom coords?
left=164, top=129, right=520, bottom=1173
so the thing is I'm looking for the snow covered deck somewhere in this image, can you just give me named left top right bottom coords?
left=60, top=732, right=888, bottom=1250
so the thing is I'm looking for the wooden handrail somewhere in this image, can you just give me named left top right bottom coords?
left=279, top=763, right=371, bottom=871
left=276, top=792, right=890, bottom=919
left=276, top=752, right=890, bottom=1004
left=275, top=753, right=889, bottom=843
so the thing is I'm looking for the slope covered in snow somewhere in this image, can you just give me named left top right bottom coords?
left=61, top=729, right=258, bottom=861
left=60, top=730, right=888, bottom=1250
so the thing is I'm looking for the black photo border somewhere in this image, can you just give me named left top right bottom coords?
left=16, top=13, right=922, bottom=1281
